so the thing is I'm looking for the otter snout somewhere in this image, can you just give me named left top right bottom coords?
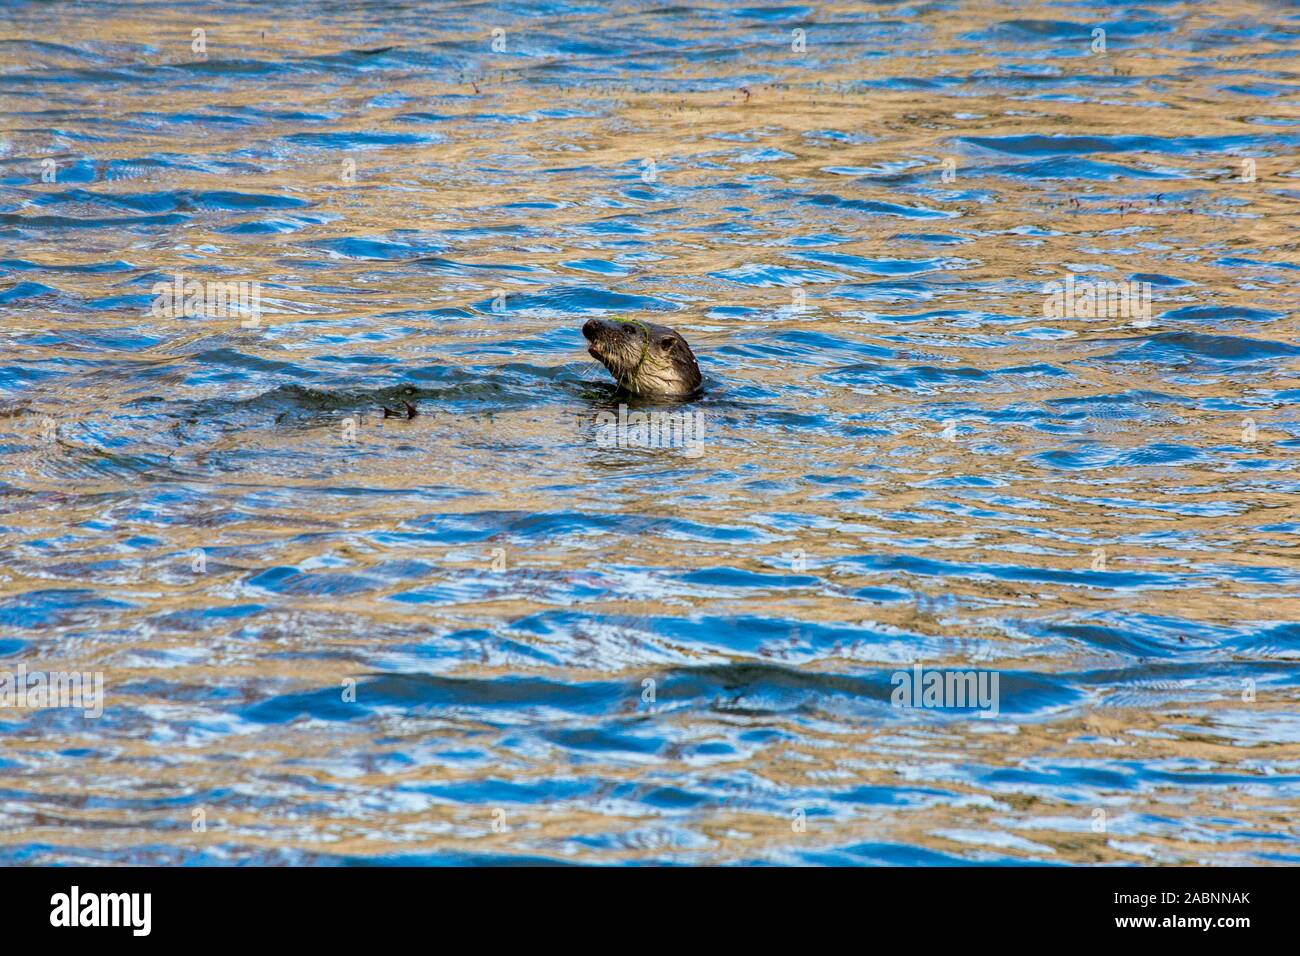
left=582, top=316, right=637, bottom=361
left=583, top=317, right=632, bottom=347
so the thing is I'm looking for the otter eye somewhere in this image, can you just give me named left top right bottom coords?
left=660, top=337, right=675, bottom=350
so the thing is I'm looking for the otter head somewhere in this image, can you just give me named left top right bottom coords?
left=582, top=317, right=702, bottom=399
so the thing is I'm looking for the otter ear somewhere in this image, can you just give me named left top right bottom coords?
left=660, top=337, right=675, bottom=350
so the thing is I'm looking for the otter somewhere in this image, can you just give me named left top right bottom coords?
left=582, top=316, right=702, bottom=399
left=381, top=317, right=701, bottom=419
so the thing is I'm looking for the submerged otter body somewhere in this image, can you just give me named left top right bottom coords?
left=582, top=317, right=702, bottom=399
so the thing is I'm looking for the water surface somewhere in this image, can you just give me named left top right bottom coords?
left=1, top=0, right=1298, bottom=865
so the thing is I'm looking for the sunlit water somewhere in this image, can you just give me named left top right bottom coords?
left=1, top=0, right=1298, bottom=865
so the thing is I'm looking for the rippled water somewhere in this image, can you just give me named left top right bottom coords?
left=2, top=0, right=1298, bottom=865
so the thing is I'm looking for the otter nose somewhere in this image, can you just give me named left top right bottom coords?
left=582, top=318, right=603, bottom=341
